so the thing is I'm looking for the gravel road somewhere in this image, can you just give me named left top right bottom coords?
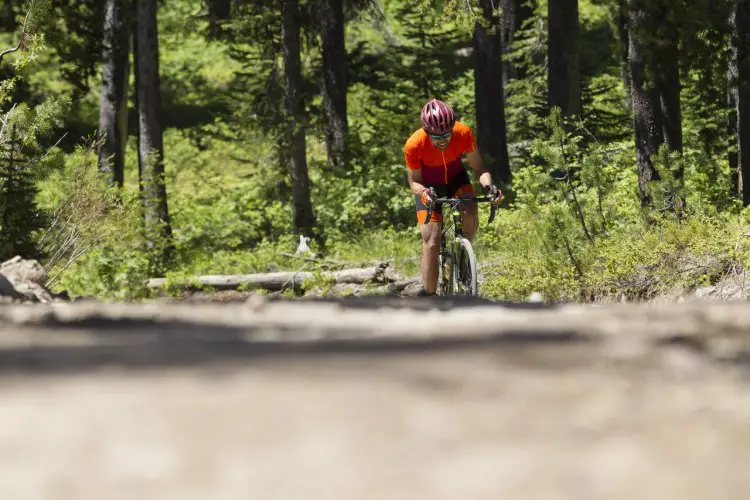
left=2, top=297, right=750, bottom=499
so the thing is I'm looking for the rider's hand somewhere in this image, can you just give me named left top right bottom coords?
left=421, top=187, right=435, bottom=207
left=484, top=184, right=502, bottom=204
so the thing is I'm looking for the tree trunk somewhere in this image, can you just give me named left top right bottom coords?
left=147, top=266, right=392, bottom=291
left=658, top=29, right=683, bottom=161
left=207, top=0, right=231, bottom=39
left=135, top=0, right=173, bottom=258
left=732, top=0, right=750, bottom=205
left=547, top=0, right=581, bottom=117
left=319, top=0, right=348, bottom=173
left=729, top=59, right=741, bottom=197
left=629, top=7, right=663, bottom=207
left=281, top=0, right=315, bottom=236
left=617, top=0, right=632, bottom=110
left=474, top=0, right=511, bottom=184
left=500, top=0, right=533, bottom=88
left=98, top=0, right=130, bottom=188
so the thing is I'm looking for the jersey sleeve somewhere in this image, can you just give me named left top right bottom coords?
left=404, top=139, right=422, bottom=170
left=455, top=123, right=477, bottom=154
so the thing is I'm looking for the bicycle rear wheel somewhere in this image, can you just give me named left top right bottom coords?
left=454, top=238, right=477, bottom=296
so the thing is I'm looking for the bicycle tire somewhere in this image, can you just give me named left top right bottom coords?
left=454, top=238, right=477, bottom=296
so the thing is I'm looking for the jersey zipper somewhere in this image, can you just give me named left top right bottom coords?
left=440, top=150, right=448, bottom=185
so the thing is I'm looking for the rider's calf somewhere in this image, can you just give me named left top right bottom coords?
left=461, top=201, right=478, bottom=241
left=420, top=221, right=441, bottom=294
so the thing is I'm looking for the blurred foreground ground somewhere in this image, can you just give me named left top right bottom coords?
left=2, top=297, right=750, bottom=499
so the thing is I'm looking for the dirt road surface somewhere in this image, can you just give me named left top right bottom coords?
left=3, top=296, right=750, bottom=499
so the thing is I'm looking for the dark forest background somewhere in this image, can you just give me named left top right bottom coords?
left=1, top=0, right=749, bottom=301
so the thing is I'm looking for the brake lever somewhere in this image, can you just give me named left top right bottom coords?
left=422, top=188, right=437, bottom=225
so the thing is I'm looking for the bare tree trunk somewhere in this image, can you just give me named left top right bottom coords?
left=474, top=0, right=511, bottom=184
left=147, top=266, right=392, bottom=291
left=617, top=0, right=631, bottom=110
left=319, top=0, right=348, bottom=173
left=658, top=30, right=683, bottom=161
left=281, top=0, right=315, bottom=236
left=135, top=0, right=172, bottom=258
left=732, top=0, right=750, bottom=205
left=98, top=0, right=130, bottom=188
left=547, top=0, right=581, bottom=117
left=729, top=52, right=741, bottom=197
left=207, top=0, right=231, bottom=38
left=629, top=6, right=663, bottom=207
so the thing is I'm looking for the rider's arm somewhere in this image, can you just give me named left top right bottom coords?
left=407, top=167, right=430, bottom=197
left=465, top=150, right=493, bottom=189
left=456, top=123, right=493, bottom=189
left=404, top=136, right=430, bottom=197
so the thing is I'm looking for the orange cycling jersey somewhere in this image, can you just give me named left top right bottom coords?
left=403, top=121, right=476, bottom=186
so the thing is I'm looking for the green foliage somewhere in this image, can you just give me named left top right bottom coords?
left=0, top=0, right=744, bottom=304
left=480, top=110, right=748, bottom=303
left=0, top=126, right=44, bottom=260
left=504, top=0, right=548, bottom=153
left=36, top=140, right=144, bottom=298
left=0, top=93, right=71, bottom=261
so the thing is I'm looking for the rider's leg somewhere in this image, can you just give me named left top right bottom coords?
left=420, top=220, right=441, bottom=294
left=455, top=184, right=478, bottom=241
left=461, top=201, right=478, bottom=241
left=415, top=187, right=443, bottom=295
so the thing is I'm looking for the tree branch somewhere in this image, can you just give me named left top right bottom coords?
left=40, top=132, right=68, bottom=161
left=0, top=3, right=33, bottom=65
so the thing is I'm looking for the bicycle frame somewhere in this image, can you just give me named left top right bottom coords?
left=423, top=195, right=497, bottom=236
left=423, top=195, right=497, bottom=296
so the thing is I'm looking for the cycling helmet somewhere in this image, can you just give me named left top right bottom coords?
left=421, top=99, right=455, bottom=135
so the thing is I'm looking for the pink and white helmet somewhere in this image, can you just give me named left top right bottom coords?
left=421, top=99, right=455, bottom=135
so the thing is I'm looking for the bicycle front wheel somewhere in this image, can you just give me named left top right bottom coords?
left=438, top=251, right=454, bottom=296
left=454, top=238, right=477, bottom=296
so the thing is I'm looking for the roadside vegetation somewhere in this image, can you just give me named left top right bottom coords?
left=1, top=0, right=749, bottom=302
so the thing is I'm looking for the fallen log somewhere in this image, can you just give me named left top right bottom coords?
left=147, top=265, right=391, bottom=291
left=389, top=278, right=423, bottom=296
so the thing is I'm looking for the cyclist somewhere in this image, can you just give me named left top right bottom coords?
left=404, top=98, right=502, bottom=296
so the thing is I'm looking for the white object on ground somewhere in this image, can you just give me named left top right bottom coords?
left=295, top=235, right=313, bottom=257
left=527, top=292, right=544, bottom=303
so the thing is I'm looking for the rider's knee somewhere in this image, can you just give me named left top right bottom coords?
left=422, top=230, right=440, bottom=249
left=423, top=237, right=440, bottom=251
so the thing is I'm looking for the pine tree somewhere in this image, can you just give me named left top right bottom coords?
left=135, top=0, right=173, bottom=267
left=504, top=1, right=549, bottom=151
left=627, top=0, right=684, bottom=206
left=500, top=0, right=533, bottom=88
left=0, top=125, right=43, bottom=260
left=392, top=1, right=467, bottom=102
left=0, top=0, right=66, bottom=261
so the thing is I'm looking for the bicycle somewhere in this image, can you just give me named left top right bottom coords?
left=423, top=189, right=497, bottom=296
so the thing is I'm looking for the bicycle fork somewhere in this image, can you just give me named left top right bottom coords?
left=439, top=229, right=449, bottom=291
left=439, top=207, right=463, bottom=293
